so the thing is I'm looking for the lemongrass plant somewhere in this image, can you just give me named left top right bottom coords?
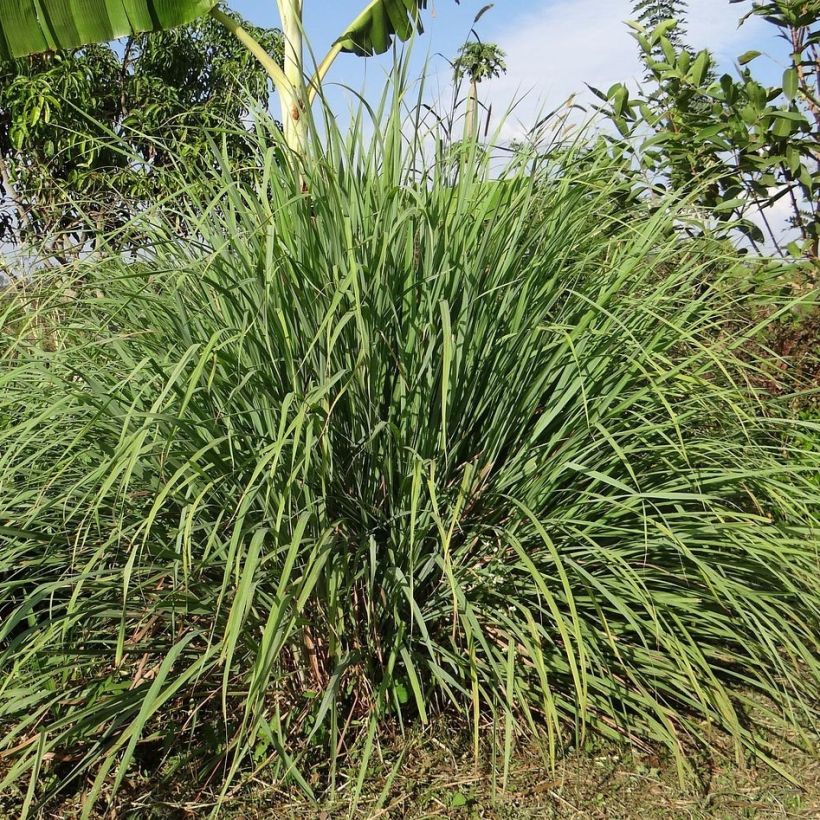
left=0, top=77, right=818, bottom=816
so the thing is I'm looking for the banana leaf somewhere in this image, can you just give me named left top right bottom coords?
left=0, top=0, right=216, bottom=59
left=337, top=0, right=428, bottom=56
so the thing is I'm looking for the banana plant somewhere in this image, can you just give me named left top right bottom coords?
left=0, top=0, right=437, bottom=155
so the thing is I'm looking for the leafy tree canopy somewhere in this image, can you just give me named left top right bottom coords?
left=0, top=15, right=282, bottom=254
left=452, top=41, right=507, bottom=84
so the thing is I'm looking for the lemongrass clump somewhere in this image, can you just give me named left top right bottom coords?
left=1, top=89, right=818, bottom=812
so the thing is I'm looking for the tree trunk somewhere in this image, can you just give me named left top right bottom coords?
left=464, top=79, right=478, bottom=142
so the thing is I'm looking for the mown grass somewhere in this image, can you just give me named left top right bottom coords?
left=0, top=87, right=818, bottom=817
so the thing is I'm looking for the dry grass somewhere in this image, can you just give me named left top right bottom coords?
left=5, top=710, right=816, bottom=819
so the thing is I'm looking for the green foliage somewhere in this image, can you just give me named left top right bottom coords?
left=452, top=41, right=507, bottom=84
left=601, top=2, right=819, bottom=258
left=1, top=92, right=818, bottom=813
left=0, top=16, right=283, bottom=252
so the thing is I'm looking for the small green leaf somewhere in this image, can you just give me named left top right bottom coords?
left=695, top=124, right=725, bottom=141
left=393, top=681, right=409, bottom=705
left=772, top=118, right=793, bottom=137
left=689, top=51, right=709, bottom=86
left=771, top=110, right=808, bottom=122
left=586, top=84, right=608, bottom=102
left=714, top=197, right=745, bottom=213
left=650, top=19, right=679, bottom=43
left=745, top=81, right=767, bottom=110
left=740, top=105, right=758, bottom=124
left=720, top=74, right=735, bottom=102
left=782, top=67, right=798, bottom=100
left=612, top=86, right=629, bottom=117
left=660, top=37, right=676, bottom=65
left=738, top=50, right=762, bottom=65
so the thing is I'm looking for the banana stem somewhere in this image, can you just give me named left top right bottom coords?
left=210, top=8, right=292, bottom=102
left=308, top=41, right=343, bottom=105
left=280, top=0, right=308, bottom=156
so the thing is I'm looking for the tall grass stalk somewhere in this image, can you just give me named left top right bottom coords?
left=1, top=74, right=818, bottom=814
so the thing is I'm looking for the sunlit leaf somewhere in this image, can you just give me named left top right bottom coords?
left=0, top=0, right=216, bottom=59
left=337, top=0, right=430, bottom=56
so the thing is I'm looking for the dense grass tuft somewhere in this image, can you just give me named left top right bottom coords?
left=1, top=100, right=818, bottom=812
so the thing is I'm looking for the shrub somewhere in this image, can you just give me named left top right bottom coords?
left=1, top=101, right=818, bottom=812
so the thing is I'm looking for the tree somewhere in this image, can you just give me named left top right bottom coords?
left=596, top=2, right=818, bottom=260
left=0, top=15, right=283, bottom=255
left=741, top=0, right=819, bottom=258
left=0, top=1, right=444, bottom=156
left=452, top=40, right=507, bottom=141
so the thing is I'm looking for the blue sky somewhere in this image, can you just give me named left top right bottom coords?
left=229, top=0, right=789, bottom=133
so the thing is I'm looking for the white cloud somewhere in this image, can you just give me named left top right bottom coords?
left=686, top=1, right=757, bottom=61
left=463, top=0, right=795, bottom=251
left=479, top=0, right=769, bottom=139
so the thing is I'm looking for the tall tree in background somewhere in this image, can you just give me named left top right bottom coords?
left=633, top=0, right=689, bottom=44
left=452, top=40, right=507, bottom=141
left=633, top=0, right=690, bottom=75
left=0, top=16, right=282, bottom=259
